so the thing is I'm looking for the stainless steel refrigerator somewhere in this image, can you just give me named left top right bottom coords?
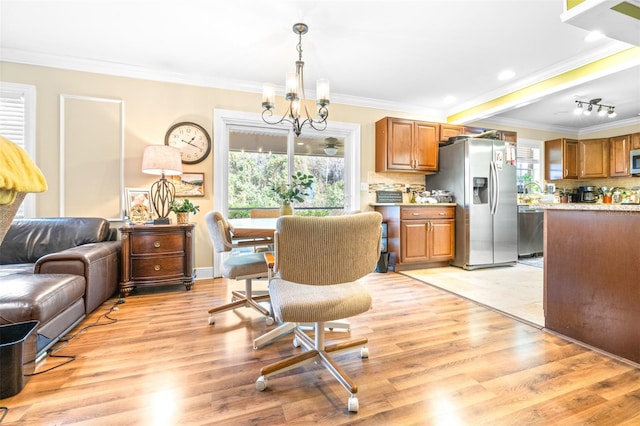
left=426, top=138, right=517, bottom=269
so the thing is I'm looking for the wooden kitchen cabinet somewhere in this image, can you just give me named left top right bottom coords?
left=119, top=223, right=195, bottom=297
left=375, top=205, right=455, bottom=270
left=376, top=117, right=439, bottom=172
left=631, top=132, right=640, bottom=149
left=609, top=134, right=630, bottom=177
left=545, top=138, right=578, bottom=180
left=496, top=130, right=517, bottom=142
left=579, top=138, right=609, bottom=178
left=439, top=124, right=486, bottom=143
left=440, top=124, right=464, bottom=143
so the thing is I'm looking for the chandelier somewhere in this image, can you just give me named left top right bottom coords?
left=261, top=23, right=330, bottom=137
left=573, top=98, right=616, bottom=118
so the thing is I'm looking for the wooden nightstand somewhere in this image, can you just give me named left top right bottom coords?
left=119, top=223, right=195, bottom=297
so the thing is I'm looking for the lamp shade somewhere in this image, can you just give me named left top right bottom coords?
left=141, top=145, right=182, bottom=176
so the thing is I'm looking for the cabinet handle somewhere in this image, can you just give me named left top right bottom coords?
left=154, top=264, right=161, bottom=271
left=412, top=212, right=420, bottom=216
left=439, top=212, right=445, bottom=215
left=154, top=241, right=161, bottom=248
left=565, top=169, right=568, bottom=175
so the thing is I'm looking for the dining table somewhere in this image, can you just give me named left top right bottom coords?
left=228, top=217, right=277, bottom=247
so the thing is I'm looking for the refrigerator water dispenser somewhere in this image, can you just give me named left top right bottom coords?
left=473, top=177, right=488, bottom=204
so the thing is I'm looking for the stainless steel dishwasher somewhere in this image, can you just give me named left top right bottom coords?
left=517, top=205, right=544, bottom=257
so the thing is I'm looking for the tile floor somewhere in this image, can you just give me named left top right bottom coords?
left=400, top=258, right=544, bottom=327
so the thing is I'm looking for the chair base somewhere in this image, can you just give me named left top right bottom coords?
left=255, top=321, right=368, bottom=413
left=253, top=319, right=352, bottom=349
left=208, top=278, right=273, bottom=325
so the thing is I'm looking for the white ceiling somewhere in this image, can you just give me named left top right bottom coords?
left=1, top=0, right=639, bottom=135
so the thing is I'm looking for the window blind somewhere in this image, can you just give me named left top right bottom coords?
left=1, top=84, right=36, bottom=218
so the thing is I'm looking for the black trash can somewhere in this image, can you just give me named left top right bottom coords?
left=0, top=320, right=39, bottom=398
left=375, top=252, right=390, bottom=273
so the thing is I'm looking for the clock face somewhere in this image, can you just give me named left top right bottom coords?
left=165, top=122, right=211, bottom=164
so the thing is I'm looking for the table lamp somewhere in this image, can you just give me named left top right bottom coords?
left=141, top=145, right=182, bottom=224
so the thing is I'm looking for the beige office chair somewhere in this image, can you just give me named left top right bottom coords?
left=255, top=212, right=382, bottom=413
left=205, top=211, right=273, bottom=325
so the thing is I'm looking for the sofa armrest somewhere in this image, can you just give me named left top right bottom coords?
left=34, top=240, right=121, bottom=314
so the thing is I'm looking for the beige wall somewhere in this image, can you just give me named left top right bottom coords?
left=1, top=61, right=638, bottom=271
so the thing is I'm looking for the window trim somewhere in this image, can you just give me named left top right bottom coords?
left=0, top=82, right=37, bottom=218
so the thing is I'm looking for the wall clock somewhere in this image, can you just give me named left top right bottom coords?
left=164, top=122, right=211, bottom=164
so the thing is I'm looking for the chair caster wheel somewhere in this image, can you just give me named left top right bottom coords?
left=292, top=336, right=301, bottom=348
left=265, top=317, right=275, bottom=326
left=256, top=376, right=268, bottom=391
left=360, top=347, right=369, bottom=359
left=208, top=315, right=215, bottom=325
left=348, top=395, right=359, bottom=412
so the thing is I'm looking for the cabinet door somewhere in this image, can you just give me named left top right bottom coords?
left=440, top=124, right=464, bottom=142
left=429, top=219, right=455, bottom=261
left=579, top=138, right=609, bottom=178
left=386, top=119, right=414, bottom=171
left=546, top=139, right=578, bottom=180
left=413, top=121, right=439, bottom=171
left=564, top=139, right=579, bottom=179
left=610, top=135, right=630, bottom=177
left=400, top=221, right=429, bottom=263
left=631, top=133, right=640, bottom=150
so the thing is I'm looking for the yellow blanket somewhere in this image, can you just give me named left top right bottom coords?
left=0, top=136, right=48, bottom=204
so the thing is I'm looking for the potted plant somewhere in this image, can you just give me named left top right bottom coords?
left=170, top=199, right=200, bottom=224
left=270, top=171, right=314, bottom=215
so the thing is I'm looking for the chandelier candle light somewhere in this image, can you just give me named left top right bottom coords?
left=261, top=23, right=330, bottom=137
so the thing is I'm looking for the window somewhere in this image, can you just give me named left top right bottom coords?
left=213, top=109, right=360, bottom=218
left=227, top=129, right=345, bottom=218
left=0, top=83, right=37, bottom=218
left=516, top=139, right=542, bottom=193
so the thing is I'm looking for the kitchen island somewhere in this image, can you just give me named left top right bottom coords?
left=542, top=203, right=640, bottom=364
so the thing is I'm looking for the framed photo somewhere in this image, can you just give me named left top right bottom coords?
left=125, top=187, right=153, bottom=223
left=170, top=172, right=205, bottom=197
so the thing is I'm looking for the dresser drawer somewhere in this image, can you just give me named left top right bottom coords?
left=131, top=255, right=184, bottom=279
left=131, top=233, right=184, bottom=254
left=400, top=207, right=454, bottom=220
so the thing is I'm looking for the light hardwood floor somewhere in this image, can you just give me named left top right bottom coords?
left=2, top=272, right=640, bottom=425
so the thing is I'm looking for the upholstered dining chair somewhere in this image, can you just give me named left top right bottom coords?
left=205, top=211, right=273, bottom=325
left=249, top=208, right=280, bottom=218
left=255, top=212, right=382, bottom=413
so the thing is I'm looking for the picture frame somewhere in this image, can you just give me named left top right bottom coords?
left=124, top=187, right=153, bottom=223
left=170, top=172, right=205, bottom=197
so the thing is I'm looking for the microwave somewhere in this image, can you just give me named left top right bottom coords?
left=631, top=149, right=640, bottom=175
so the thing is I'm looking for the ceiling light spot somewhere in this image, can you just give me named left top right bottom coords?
left=498, top=70, right=515, bottom=81
left=443, top=95, right=456, bottom=104
left=585, top=31, right=605, bottom=42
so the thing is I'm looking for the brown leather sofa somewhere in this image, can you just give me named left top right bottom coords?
left=0, top=217, right=120, bottom=356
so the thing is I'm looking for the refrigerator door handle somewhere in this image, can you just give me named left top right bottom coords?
left=490, top=161, right=499, bottom=215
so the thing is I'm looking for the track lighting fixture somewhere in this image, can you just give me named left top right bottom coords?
left=573, top=98, right=616, bottom=118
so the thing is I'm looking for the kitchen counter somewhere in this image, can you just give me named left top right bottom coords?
left=544, top=206, right=640, bottom=364
left=533, top=203, right=640, bottom=212
left=370, top=203, right=457, bottom=207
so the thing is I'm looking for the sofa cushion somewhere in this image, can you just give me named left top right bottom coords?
left=0, top=273, right=85, bottom=326
left=0, top=218, right=111, bottom=265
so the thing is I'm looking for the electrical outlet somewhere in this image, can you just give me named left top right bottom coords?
left=360, top=182, right=369, bottom=191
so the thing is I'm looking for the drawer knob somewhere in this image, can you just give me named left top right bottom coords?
left=439, top=212, right=445, bottom=215
left=412, top=213, right=420, bottom=216
left=154, top=264, right=161, bottom=271
left=154, top=241, right=161, bottom=248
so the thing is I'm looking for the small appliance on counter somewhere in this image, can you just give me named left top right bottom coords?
left=577, top=186, right=599, bottom=203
